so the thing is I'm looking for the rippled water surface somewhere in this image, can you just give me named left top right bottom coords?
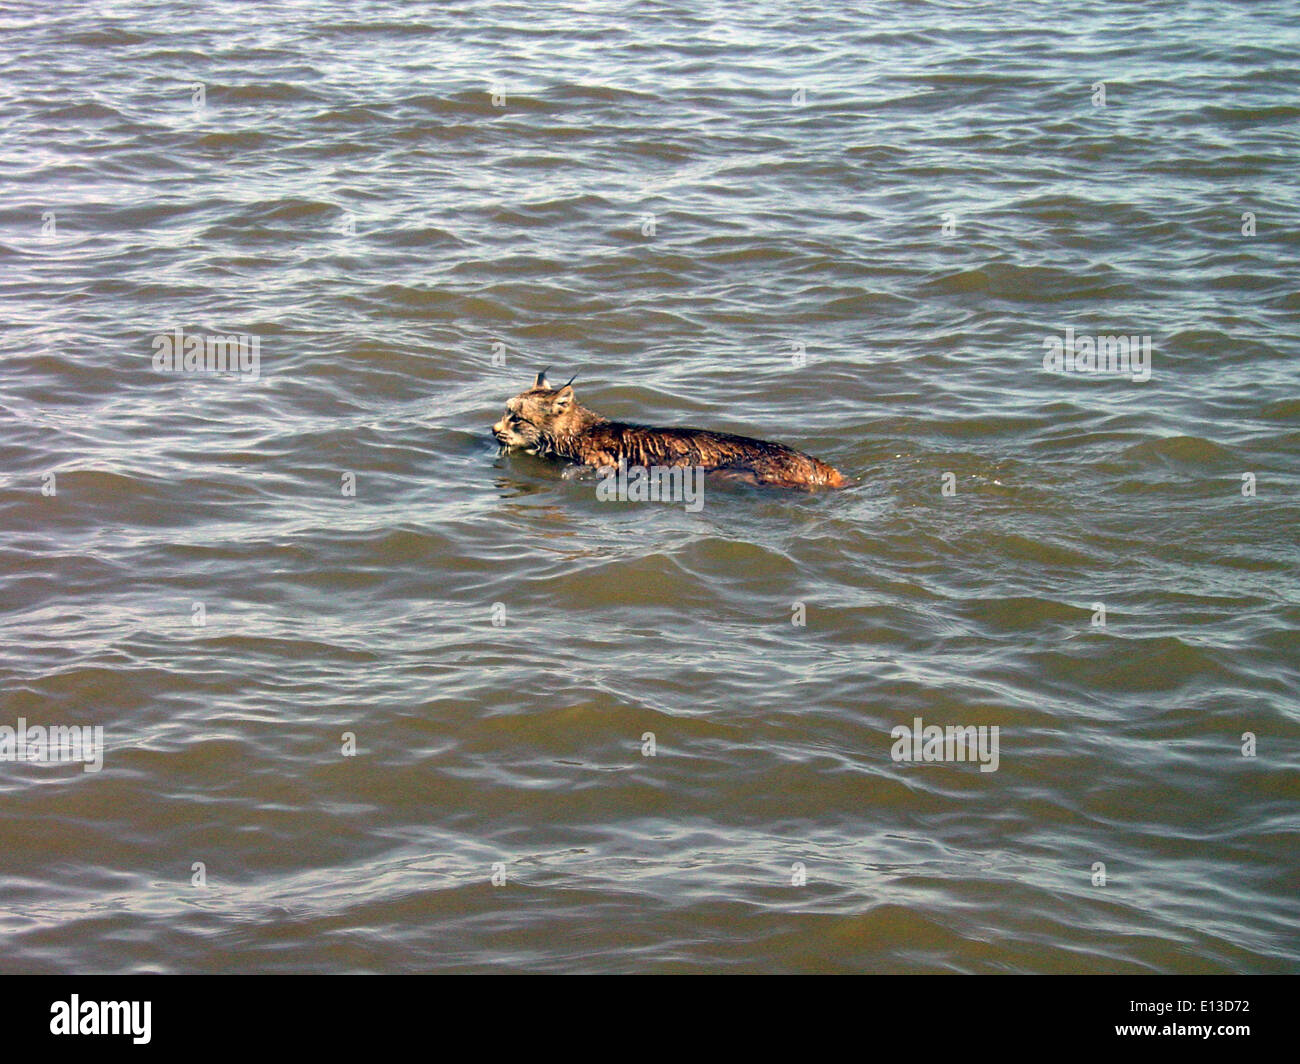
left=1, top=0, right=1298, bottom=973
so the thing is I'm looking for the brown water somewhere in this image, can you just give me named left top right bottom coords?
left=1, top=0, right=1298, bottom=973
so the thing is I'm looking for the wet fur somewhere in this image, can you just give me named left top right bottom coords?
left=492, top=372, right=849, bottom=490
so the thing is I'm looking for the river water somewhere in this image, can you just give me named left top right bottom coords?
left=1, top=0, right=1297, bottom=972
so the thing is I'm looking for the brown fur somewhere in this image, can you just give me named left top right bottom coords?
left=492, top=371, right=850, bottom=490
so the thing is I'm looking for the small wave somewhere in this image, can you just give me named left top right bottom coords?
left=1121, top=435, right=1235, bottom=467
left=216, top=82, right=333, bottom=105
left=1260, top=398, right=1300, bottom=421
left=62, top=28, right=150, bottom=46
left=43, top=100, right=124, bottom=121
left=1202, top=103, right=1300, bottom=123
left=923, top=263, right=1125, bottom=301
left=194, top=130, right=278, bottom=151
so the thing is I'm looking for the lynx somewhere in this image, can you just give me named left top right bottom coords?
left=492, top=371, right=849, bottom=489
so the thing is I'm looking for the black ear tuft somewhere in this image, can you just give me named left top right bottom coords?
left=534, top=368, right=550, bottom=389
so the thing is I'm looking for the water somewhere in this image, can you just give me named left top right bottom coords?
left=1, top=0, right=1297, bottom=973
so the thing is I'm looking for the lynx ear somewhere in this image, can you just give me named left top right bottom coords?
left=533, top=368, right=550, bottom=389
left=552, top=384, right=575, bottom=411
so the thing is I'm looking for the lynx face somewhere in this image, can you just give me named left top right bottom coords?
left=492, top=370, right=578, bottom=454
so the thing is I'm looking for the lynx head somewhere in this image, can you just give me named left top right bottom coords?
left=492, top=369, right=581, bottom=454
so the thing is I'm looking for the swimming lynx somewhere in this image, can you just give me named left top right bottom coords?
left=492, top=371, right=849, bottom=489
